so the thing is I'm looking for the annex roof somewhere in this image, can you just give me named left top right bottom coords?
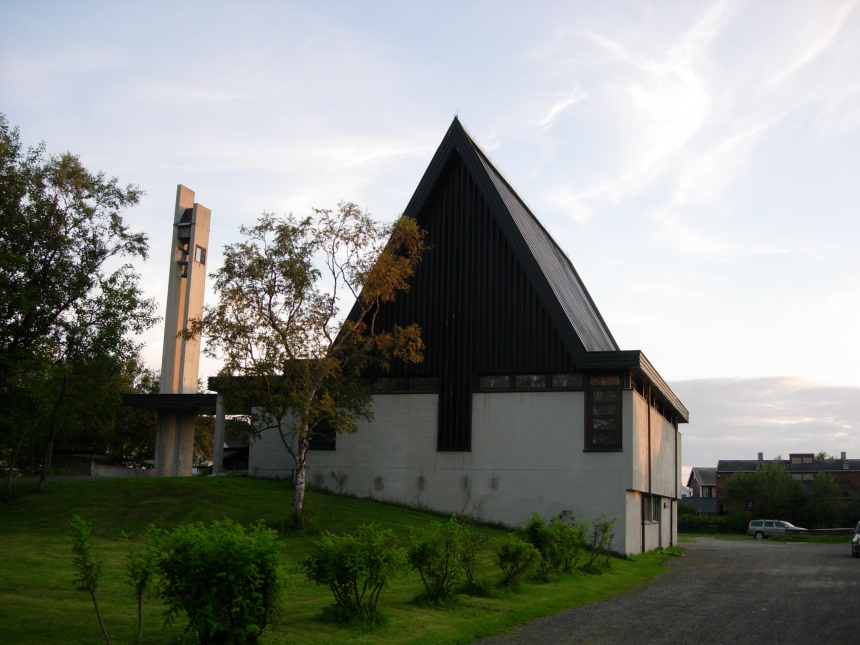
left=688, top=467, right=717, bottom=487
left=121, top=393, right=217, bottom=414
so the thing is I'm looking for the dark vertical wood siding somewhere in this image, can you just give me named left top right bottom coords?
left=365, top=151, right=577, bottom=451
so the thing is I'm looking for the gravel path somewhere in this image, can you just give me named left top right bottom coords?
left=471, top=537, right=860, bottom=645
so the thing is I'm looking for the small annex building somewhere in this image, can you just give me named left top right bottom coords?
left=246, top=118, right=689, bottom=554
left=683, top=467, right=718, bottom=514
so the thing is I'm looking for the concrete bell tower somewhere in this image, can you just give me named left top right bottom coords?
left=154, top=185, right=211, bottom=476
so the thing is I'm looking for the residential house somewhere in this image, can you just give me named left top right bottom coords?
left=716, top=452, right=860, bottom=514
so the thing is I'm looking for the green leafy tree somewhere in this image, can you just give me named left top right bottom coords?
left=723, top=463, right=806, bottom=529
left=808, top=473, right=842, bottom=529
left=195, top=204, right=425, bottom=517
left=0, top=113, right=157, bottom=490
left=103, top=363, right=160, bottom=465
left=69, top=515, right=112, bottom=645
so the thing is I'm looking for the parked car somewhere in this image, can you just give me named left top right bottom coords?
left=747, top=519, right=807, bottom=539
left=852, top=522, right=860, bottom=558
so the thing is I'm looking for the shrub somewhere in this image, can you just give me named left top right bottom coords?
left=301, top=524, right=404, bottom=622
left=406, top=517, right=461, bottom=601
left=69, top=516, right=112, bottom=645
left=456, top=517, right=487, bottom=586
left=494, top=534, right=539, bottom=588
left=549, top=513, right=588, bottom=572
left=518, top=512, right=587, bottom=577
left=586, top=513, right=617, bottom=569
left=152, top=519, right=282, bottom=644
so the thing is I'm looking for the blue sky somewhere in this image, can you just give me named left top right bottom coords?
left=2, top=1, right=858, bottom=474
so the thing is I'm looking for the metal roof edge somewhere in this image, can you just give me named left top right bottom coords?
left=449, top=122, right=594, bottom=365
left=577, top=350, right=688, bottom=422
left=462, top=128, right=620, bottom=351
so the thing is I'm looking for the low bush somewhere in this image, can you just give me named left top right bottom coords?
left=518, top=512, right=587, bottom=577
left=494, top=534, right=539, bottom=588
left=456, top=517, right=488, bottom=589
left=406, top=517, right=461, bottom=601
left=586, top=513, right=617, bottom=569
left=301, top=523, right=404, bottom=623
left=151, top=519, right=282, bottom=644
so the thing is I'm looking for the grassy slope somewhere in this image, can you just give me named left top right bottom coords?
left=1, top=477, right=672, bottom=645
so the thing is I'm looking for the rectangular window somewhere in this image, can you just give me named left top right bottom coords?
left=410, top=376, right=439, bottom=391
left=308, top=419, right=336, bottom=450
left=194, top=245, right=206, bottom=264
left=586, top=374, right=622, bottom=449
left=480, top=375, right=510, bottom=389
left=551, top=373, right=583, bottom=388
left=590, top=374, right=620, bottom=386
left=375, top=377, right=407, bottom=391
left=792, top=473, right=802, bottom=480
left=643, top=495, right=660, bottom=522
left=366, top=376, right=439, bottom=393
left=803, top=473, right=814, bottom=481
left=515, top=374, right=546, bottom=388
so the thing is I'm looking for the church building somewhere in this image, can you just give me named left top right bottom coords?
left=248, top=118, right=688, bottom=554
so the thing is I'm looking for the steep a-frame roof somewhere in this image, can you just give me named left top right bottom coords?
left=401, top=117, right=618, bottom=358
left=357, top=117, right=688, bottom=440
left=472, top=143, right=619, bottom=353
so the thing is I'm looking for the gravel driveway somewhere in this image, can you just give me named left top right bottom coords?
left=471, top=537, right=860, bottom=645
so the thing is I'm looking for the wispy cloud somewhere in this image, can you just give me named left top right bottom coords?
left=766, top=1, right=858, bottom=88
left=537, top=86, right=588, bottom=130
left=538, top=1, right=859, bottom=264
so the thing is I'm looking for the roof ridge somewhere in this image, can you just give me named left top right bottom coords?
left=457, top=122, right=572, bottom=265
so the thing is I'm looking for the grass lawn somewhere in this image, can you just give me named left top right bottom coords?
left=1, top=477, right=674, bottom=645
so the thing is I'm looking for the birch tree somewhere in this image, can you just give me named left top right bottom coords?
left=196, top=204, right=425, bottom=517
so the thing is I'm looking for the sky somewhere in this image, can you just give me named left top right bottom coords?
left=2, top=0, right=859, bottom=476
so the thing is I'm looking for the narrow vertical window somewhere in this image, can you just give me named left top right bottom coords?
left=195, top=245, right=206, bottom=264
left=586, top=374, right=621, bottom=449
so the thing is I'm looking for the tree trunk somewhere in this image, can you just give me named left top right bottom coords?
left=29, top=435, right=35, bottom=475
left=135, top=591, right=142, bottom=644
left=89, top=588, right=113, bottom=645
left=5, top=428, right=28, bottom=498
left=38, top=373, right=68, bottom=492
left=292, top=438, right=308, bottom=515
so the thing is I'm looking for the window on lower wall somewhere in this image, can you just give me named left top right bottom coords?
left=308, top=419, right=336, bottom=450
left=586, top=374, right=621, bottom=450
left=366, top=376, right=439, bottom=393
left=643, top=495, right=660, bottom=522
left=477, top=373, right=584, bottom=391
